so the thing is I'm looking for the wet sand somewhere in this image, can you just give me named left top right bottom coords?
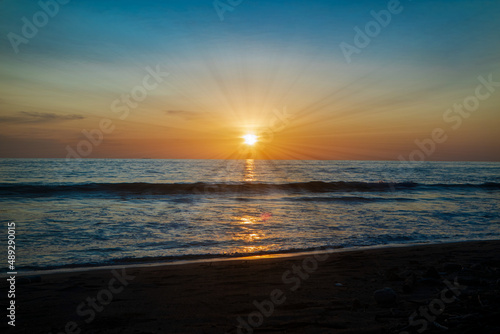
left=4, top=240, right=500, bottom=333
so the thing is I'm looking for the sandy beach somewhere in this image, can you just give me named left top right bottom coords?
left=2, top=240, right=499, bottom=334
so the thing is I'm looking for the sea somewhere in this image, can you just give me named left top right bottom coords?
left=1, top=159, right=499, bottom=272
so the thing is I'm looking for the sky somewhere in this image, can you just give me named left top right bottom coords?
left=0, top=0, right=499, bottom=160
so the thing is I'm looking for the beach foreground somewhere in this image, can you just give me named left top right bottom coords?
left=6, top=240, right=500, bottom=334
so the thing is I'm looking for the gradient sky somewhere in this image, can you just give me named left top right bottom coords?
left=0, top=0, right=499, bottom=160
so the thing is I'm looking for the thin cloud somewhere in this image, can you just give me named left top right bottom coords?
left=0, top=111, right=85, bottom=124
left=164, top=110, right=204, bottom=121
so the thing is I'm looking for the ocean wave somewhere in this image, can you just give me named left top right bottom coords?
left=0, top=181, right=498, bottom=197
left=289, top=196, right=416, bottom=203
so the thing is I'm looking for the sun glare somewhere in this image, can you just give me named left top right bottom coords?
left=243, top=134, right=258, bottom=145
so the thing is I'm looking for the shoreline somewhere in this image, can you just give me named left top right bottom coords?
left=6, top=239, right=500, bottom=333
left=14, top=238, right=500, bottom=276
left=13, top=238, right=500, bottom=276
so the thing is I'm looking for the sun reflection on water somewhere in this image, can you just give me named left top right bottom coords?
left=230, top=214, right=274, bottom=254
left=244, top=159, right=255, bottom=182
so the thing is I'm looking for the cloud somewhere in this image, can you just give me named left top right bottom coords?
left=0, top=111, right=85, bottom=124
left=164, top=110, right=204, bottom=121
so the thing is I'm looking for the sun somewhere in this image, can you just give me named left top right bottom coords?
left=242, top=134, right=258, bottom=145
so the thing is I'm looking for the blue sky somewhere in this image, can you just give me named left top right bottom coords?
left=2, top=0, right=497, bottom=67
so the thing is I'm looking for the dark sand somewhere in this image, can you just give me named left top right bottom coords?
left=3, top=240, right=500, bottom=334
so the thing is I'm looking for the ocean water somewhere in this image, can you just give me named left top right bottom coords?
left=1, top=159, right=499, bottom=271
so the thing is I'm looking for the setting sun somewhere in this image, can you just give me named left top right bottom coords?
left=243, top=134, right=258, bottom=145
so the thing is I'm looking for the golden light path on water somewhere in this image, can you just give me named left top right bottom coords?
left=228, top=159, right=278, bottom=254
left=230, top=215, right=272, bottom=255
left=244, top=159, right=256, bottom=182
